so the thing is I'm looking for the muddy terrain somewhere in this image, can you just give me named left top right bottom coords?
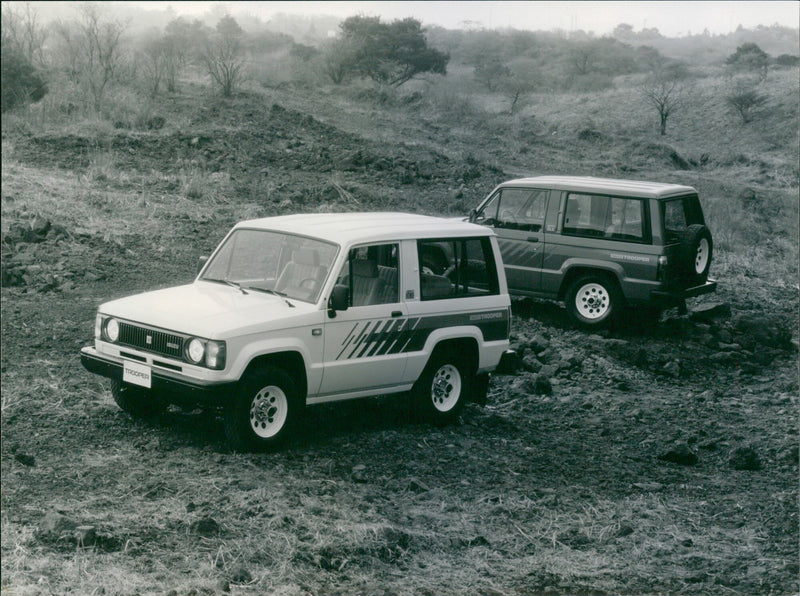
left=1, top=83, right=798, bottom=595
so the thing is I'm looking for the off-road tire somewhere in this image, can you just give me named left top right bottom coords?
left=224, top=367, right=300, bottom=452
left=111, top=380, right=166, bottom=418
left=678, top=224, right=713, bottom=285
left=565, top=274, right=622, bottom=329
left=412, top=350, right=472, bottom=425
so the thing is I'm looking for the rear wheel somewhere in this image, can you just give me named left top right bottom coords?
left=565, top=274, right=622, bottom=329
left=224, top=367, right=299, bottom=452
left=413, top=351, right=472, bottom=425
left=111, top=380, right=166, bottom=418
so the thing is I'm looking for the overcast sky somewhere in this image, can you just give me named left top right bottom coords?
left=128, top=1, right=799, bottom=37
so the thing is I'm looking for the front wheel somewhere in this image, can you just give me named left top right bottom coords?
left=111, top=380, right=166, bottom=418
left=413, top=351, right=472, bottom=425
left=224, top=367, right=300, bottom=452
left=565, top=274, right=622, bottom=329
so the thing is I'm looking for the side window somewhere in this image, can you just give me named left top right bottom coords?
left=477, top=192, right=500, bottom=225
left=563, top=194, right=644, bottom=242
left=335, top=243, right=399, bottom=306
left=496, top=189, right=548, bottom=231
left=418, top=238, right=499, bottom=301
left=607, top=197, right=644, bottom=241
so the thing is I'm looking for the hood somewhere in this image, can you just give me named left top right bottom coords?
left=99, top=282, right=318, bottom=338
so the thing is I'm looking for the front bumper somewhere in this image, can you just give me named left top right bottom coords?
left=80, top=346, right=234, bottom=407
left=652, top=279, right=717, bottom=304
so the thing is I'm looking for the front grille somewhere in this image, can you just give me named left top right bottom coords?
left=118, top=322, right=184, bottom=359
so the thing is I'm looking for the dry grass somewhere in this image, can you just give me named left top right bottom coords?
left=1, top=58, right=797, bottom=596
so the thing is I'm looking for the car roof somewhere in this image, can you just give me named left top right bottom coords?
left=233, top=212, right=492, bottom=245
left=497, top=176, right=697, bottom=199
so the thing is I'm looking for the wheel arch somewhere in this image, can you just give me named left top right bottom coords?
left=558, top=264, right=624, bottom=303
left=428, top=336, right=479, bottom=375
left=242, top=351, right=308, bottom=399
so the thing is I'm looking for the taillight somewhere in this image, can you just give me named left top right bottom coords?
left=657, top=255, right=669, bottom=281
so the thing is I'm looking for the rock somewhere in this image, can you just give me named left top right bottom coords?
left=662, top=361, right=681, bottom=377
left=229, top=565, right=252, bottom=584
left=730, top=445, right=761, bottom=471
left=76, top=525, right=97, bottom=547
left=734, top=314, right=793, bottom=350
left=616, top=524, right=635, bottom=537
left=528, top=335, right=550, bottom=354
left=522, top=353, right=542, bottom=373
left=190, top=516, right=221, bottom=537
left=538, top=364, right=558, bottom=378
left=689, top=303, right=732, bottom=323
left=407, top=477, right=430, bottom=493
left=709, top=351, right=736, bottom=364
left=780, top=445, right=799, bottom=464
left=633, top=482, right=664, bottom=491
left=659, top=443, right=698, bottom=466
left=14, top=452, right=35, bottom=466
left=533, top=375, right=553, bottom=396
left=39, top=511, right=77, bottom=538
left=352, top=464, right=368, bottom=482
left=217, top=578, right=231, bottom=593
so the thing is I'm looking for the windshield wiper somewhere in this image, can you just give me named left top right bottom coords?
left=205, top=278, right=248, bottom=295
left=249, top=287, right=295, bottom=307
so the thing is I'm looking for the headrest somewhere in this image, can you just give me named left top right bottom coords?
left=352, top=259, right=378, bottom=278
left=293, top=249, right=320, bottom=266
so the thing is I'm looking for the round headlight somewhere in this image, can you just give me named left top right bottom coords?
left=186, top=338, right=205, bottom=364
left=105, top=318, right=119, bottom=342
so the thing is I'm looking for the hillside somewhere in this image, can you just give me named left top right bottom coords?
left=1, top=58, right=799, bottom=596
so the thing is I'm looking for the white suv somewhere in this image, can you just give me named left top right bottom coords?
left=81, top=213, right=512, bottom=451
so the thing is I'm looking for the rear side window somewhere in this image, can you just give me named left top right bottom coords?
left=562, top=193, right=646, bottom=243
left=661, top=195, right=704, bottom=242
left=418, top=238, right=499, bottom=300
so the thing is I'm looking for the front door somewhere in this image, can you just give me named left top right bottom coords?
left=477, top=188, right=548, bottom=294
left=318, top=243, right=408, bottom=400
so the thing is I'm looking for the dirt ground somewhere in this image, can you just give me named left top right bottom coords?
left=1, top=85, right=798, bottom=595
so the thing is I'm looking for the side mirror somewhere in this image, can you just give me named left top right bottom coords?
left=468, top=209, right=478, bottom=223
left=327, top=284, right=349, bottom=316
left=197, top=255, right=209, bottom=274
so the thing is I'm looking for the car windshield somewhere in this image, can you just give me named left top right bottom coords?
left=200, top=228, right=338, bottom=304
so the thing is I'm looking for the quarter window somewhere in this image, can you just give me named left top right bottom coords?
left=418, top=238, right=499, bottom=300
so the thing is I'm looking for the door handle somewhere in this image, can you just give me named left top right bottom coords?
left=527, top=237, right=539, bottom=243
left=391, top=310, right=403, bottom=317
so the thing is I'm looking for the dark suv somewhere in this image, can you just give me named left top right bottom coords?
left=468, top=176, right=716, bottom=328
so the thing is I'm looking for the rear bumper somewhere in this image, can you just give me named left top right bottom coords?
left=651, top=279, right=717, bottom=304
left=80, top=346, right=234, bottom=407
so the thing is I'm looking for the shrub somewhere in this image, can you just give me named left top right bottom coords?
left=1, top=46, right=47, bottom=112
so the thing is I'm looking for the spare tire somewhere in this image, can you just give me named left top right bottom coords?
left=678, top=224, right=712, bottom=285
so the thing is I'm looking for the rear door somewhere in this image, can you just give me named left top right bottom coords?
left=474, top=187, right=549, bottom=294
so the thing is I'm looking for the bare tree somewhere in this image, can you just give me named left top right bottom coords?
left=1, top=3, right=47, bottom=68
left=139, top=34, right=167, bottom=98
left=639, top=73, right=688, bottom=136
left=54, top=4, right=126, bottom=112
left=200, top=15, right=246, bottom=97
left=501, top=60, right=538, bottom=114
